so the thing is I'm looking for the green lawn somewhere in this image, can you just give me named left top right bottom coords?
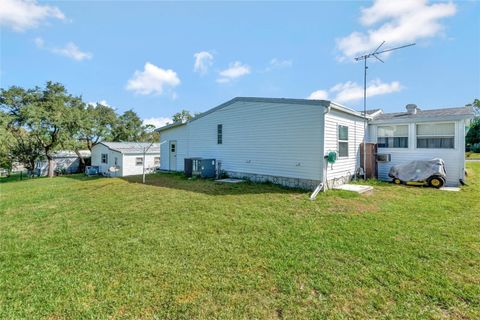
left=1, top=164, right=479, bottom=319
left=466, top=152, right=480, bottom=159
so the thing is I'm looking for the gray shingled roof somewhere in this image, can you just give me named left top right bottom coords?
left=100, top=142, right=160, bottom=154
left=371, top=106, right=474, bottom=123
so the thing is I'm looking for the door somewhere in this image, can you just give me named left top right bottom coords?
left=169, top=141, right=177, bottom=171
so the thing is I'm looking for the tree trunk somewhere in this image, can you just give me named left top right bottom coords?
left=29, top=159, right=36, bottom=177
left=47, top=155, right=55, bottom=177
left=74, top=149, right=86, bottom=173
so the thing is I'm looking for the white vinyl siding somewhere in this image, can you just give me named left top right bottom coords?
left=121, top=154, right=158, bottom=176
left=92, top=143, right=159, bottom=177
left=377, top=125, right=408, bottom=148
left=416, top=123, right=455, bottom=149
left=160, top=125, right=188, bottom=172
left=324, top=110, right=365, bottom=182
left=161, top=100, right=326, bottom=181
left=92, top=144, right=122, bottom=176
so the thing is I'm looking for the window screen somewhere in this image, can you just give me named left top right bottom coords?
left=377, top=125, right=408, bottom=148
left=101, top=153, right=108, bottom=164
left=135, top=157, right=143, bottom=166
left=154, top=157, right=160, bottom=166
left=338, top=125, right=349, bottom=157
left=217, top=124, right=223, bottom=144
left=416, top=123, right=455, bottom=149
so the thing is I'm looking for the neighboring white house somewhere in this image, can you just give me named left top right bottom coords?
left=158, top=97, right=367, bottom=190
left=35, top=150, right=91, bottom=176
left=157, top=97, right=474, bottom=189
left=367, top=104, right=474, bottom=186
left=91, top=142, right=160, bottom=177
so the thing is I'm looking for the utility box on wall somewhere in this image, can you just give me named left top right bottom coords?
left=184, top=158, right=216, bottom=178
left=184, top=158, right=202, bottom=177
left=199, top=159, right=216, bottom=178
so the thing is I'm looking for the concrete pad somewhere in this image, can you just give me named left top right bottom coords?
left=215, top=178, right=245, bottom=184
left=332, top=184, right=373, bottom=194
left=439, top=187, right=460, bottom=192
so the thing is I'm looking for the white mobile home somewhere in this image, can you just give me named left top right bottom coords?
left=158, top=97, right=367, bottom=189
left=158, top=97, right=474, bottom=189
left=91, top=142, right=160, bottom=177
left=368, top=104, right=474, bottom=186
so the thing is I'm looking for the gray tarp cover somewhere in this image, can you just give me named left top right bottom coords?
left=388, top=158, right=447, bottom=182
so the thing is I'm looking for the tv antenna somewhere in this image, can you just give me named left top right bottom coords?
left=355, top=41, right=415, bottom=179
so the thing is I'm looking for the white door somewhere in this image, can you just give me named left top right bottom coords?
left=169, top=141, right=177, bottom=171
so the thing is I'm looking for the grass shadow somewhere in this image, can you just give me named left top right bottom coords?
left=120, top=172, right=308, bottom=196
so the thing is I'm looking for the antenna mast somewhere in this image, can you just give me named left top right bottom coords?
left=354, top=41, right=415, bottom=180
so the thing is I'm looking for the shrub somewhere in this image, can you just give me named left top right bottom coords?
left=471, top=143, right=480, bottom=153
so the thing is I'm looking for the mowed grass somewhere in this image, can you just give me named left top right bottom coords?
left=466, top=152, right=480, bottom=159
left=0, top=165, right=479, bottom=319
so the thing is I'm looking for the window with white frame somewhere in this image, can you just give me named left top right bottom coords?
left=154, top=157, right=160, bottom=166
left=135, top=157, right=143, bottom=166
left=416, top=123, right=455, bottom=149
left=338, top=125, right=349, bottom=157
left=101, top=153, right=108, bottom=164
left=377, top=125, right=409, bottom=148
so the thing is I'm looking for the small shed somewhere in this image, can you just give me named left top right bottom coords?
left=91, top=142, right=160, bottom=177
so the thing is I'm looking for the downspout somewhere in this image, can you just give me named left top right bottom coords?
left=310, top=104, right=331, bottom=200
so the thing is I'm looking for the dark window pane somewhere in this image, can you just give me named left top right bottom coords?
left=417, top=137, right=454, bottom=149
left=377, top=137, right=408, bottom=148
left=339, top=142, right=348, bottom=157
left=217, top=124, right=223, bottom=144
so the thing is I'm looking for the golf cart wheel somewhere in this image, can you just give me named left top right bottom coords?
left=393, top=178, right=402, bottom=185
left=428, top=176, right=444, bottom=189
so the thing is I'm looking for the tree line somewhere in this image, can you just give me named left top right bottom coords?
left=0, top=82, right=160, bottom=177
left=466, top=99, right=480, bottom=152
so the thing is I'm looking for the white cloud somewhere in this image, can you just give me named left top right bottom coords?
left=307, top=90, right=329, bottom=100
left=267, top=58, right=293, bottom=70
left=193, top=51, right=214, bottom=74
left=332, top=79, right=402, bottom=103
left=307, top=79, right=402, bottom=103
left=51, top=42, right=92, bottom=61
left=34, top=38, right=92, bottom=61
left=126, top=62, right=181, bottom=95
left=0, top=0, right=65, bottom=32
left=217, top=61, right=251, bottom=83
left=87, top=100, right=111, bottom=108
left=337, top=0, right=456, bottom=60
left=143, top=117, right=172, bottom=129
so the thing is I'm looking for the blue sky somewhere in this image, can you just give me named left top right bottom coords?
left=1, top=0, right=479, bottom=127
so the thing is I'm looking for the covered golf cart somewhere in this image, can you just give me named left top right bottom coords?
left=388, top=158, right=447, bottom=188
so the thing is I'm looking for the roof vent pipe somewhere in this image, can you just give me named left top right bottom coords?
left=406, top=104, right=419, bottom=114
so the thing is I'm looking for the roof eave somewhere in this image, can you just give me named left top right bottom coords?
left=329, top=101, right=371, bottom=119
left=371, top=114, right=475, bottom=124
left=155, top=122, right=186, bottom=132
